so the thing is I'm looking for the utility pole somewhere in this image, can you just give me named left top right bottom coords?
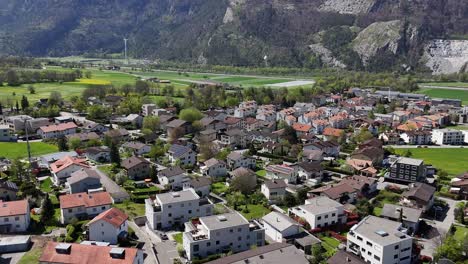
left=123, top=38, right=128, bottom=64
left=24, top=119, right=32, bottom=165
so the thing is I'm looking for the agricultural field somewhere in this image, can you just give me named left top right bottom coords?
left=417, top=88, right=468, bottom=105
left=394, top=148, right=468, bottom=176
left=0, top=142, right=58, bottom=159
left=420, top=82, right=468, bottom=88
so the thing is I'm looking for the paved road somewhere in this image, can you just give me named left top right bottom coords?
left=154, top=240, right=180, bottom=264
left=418, top=197, right=461, bottom=257
left=94, top=166, right=130, bottom=200
left=128, top=221, right=158, bottom=264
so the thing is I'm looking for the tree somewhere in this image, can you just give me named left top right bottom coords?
left=58, top=137, right=69, bottom=151
left=142, top=116, right=160, bottom=134
left=0, top=103, right=2, bottom=115
left=5, top=70, right=20, bottom=86
left=110, top=142, right=121, bottom=167
left=135, top=80, right=150, bottom=95
left=296, top=188, right=309, bottom=204
left=10, top=159, right=29, bottom=182
left=179, top=108, right=203, bottom=123
left=310, top=244, right=325, bottom=264
left=15, top=101, right=19, bottom=112
left=356, top=198, right=374, bottom=218
left=354, top=128, right=373, bottom=143
left=282, top=124, right=298, bottom=144
left=68, top=138, right=81, bottom=150
left=48, top=91, right=63, bottom=106
left=28, top=85, right=36, bottom=94
left=403, top=149, right=412, bottom=157
left=40, top=194, right=55, bottom=223
left=87, top=105, right=109, bottom=121
left=283, top=192, right=297, bottom=207
left=226, top=192, right=246, bottom=211
left=216, top=148, right=231, bottom=160
left=230, top=172, right=256, bottom=195
left=20, top=95, right=29, bottom=110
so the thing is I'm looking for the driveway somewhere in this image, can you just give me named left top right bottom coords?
left=94, top=166, right=130, bottom=201
left=128, top=221, right=158, bottom=264
left=418, top=197, right=460, bottom=257
left=154, top=240, right=180, bottom=264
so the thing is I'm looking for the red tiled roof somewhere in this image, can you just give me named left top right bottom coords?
left=39, top=242, right=139, bottom=264
left=0, top=200, right=28, bottom=217
left=39, top=122, right=77, bottom=133
left=292, top=123, right=312, bottom=132
left=50, top=156, right=89, bottom=174
left=87, top=208, right=128, bottom=228
left=60, top=192, right=113, bottom=209
left=323, top=127, right=344, bottom=137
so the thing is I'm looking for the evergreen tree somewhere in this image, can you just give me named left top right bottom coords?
left=40, top=194, right=55, bottom=224
left=0, top=103, right=3, bottom=115
left=110, top=142, right=121, bottom=167
left=57, top=137, right=69, bottom=151
left=15, top=101, right=19, bottom=112
left=21, top=95, right=29, bottom=110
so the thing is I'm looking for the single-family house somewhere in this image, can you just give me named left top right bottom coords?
left=158, top=166, right=189, bottom=190
left=121, top=156, right=151, bottom=180
left=0, top=200, right=30, bottom=233
left=50, top=156, right=90, bottom=185
left=262, top=212, right=301, bottom=242
left=66, top=169, right=102, bottom=194
left=261, top=179, right=287, bottom=202
left=87, top=208, right=128, bottom=244
left=168, top=144, right=196, bottom=167
left=59, top=191, right=113, bottom=224
left=200, top=158, right=227, bottom=178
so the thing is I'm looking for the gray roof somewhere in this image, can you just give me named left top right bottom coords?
left=327, top=250, right=366, bottom=264
left=159, top=166, right=185, bottom=178
left=121, top=156, right=150, bottom=169
left=262, top=212, right=299, bottom=232
left=205, top=243, right=308, bottom=264
left=402, top=183, right=436, bottom=202
left=351, top=216, right=411, bottom=246
left=0, top=180, right=18, bottom=192
left=227, top=151, right=246, bottom=161
left=156, top=189, right=199, bottom=204
left=263, top=179, right=287, bottom=189
left=189, top=177, right=212, bottom=188
left=40, top=151, right=78, bottom=164
left=203, top=158, right=225, bottom=168
left=296, top=161, right=322, bottom=172
left=169, top=144, right=192, bottom=158
left=67, top=169, right=101, bottom=185
left=85, top=146, right=110, bottom=155
left=167, top=119, right=188, bottom=128
left=397, top=157, right=424, bottom=166
left=300, top=196, right=342, bottom=215
left=381, top=204, right=422, bottom=223
left=201, top=212, right=248, bottom=231
left=123, top=141, right=148, bottom=150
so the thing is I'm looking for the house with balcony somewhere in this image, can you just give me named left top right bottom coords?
left=288, top=196, right=346, bottom=230
left=157, top=166, right=189, bottom=190
left=262, top=212, right=301, bottom=243
left=261, top=179, right=287, bottom=202
left=59, top=191, right=113, bottom=224
left=145, top=189, right=213, bottom=230
left=400, top=183, right=436, bottom=212
left=200, top=158, right=227, bottom=178
left=265, top=164, right=298, bottom=184
left=86, top=208, right=128, bottom=244
left=50, top=156, right=90, bottom=185
left=183, top=212, right=265, bottom=260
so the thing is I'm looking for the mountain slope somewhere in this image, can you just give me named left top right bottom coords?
left=0, top=0, right=467, bottom=72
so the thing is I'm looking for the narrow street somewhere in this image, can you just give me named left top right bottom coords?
left=128, top=221, right=159, bottom=264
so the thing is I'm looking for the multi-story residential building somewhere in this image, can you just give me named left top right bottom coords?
left=234, top=101, right=257, bottom=118
left=39, top=242, right=143, bottom=264
left=0, top=200, right=30, bottom=233
left=157, top=166, right=189, bottom=190
left=183, top=177, right=212, bottom=197
left=50, top=156, right=90, bottom=185
left=295, top=161, right=323, bottom=186
left=121, top=156, right=151, bottom=180
left=262, top=212, right=301, bottom=243
left=464, top=130, right=468, bottom=144
left=145, top=189, right=213, bottom=230
left=380, top=204, right=422, bottom=235
left=303, top=141, right=340, bottom=157
left=432, top=129, right=465, bottom=145
left=200, top=158, right=227, bottom=178
left=37, top=122, right=78, bottom=139
left=265, top=164, right=297, bottom=184
left=347, top=216, right=413, bottom=264
left=59, top=191, right=113, bottom=224
left=400, top=130, right=432, bottom=145
left=141, top=103, right=157, bottom=116
left=226, top=152, right=255, bottom=170
left=261, top=179, right=287, bottom=202
left=0, top=125, right=16, bottom=142
left=289, top=196, right=346, bottom=230
left=256, top=107, right=276, bottom=122
left=183, top=212, right=265, bottom=260
left=220, top=129, right=247, bottom=149
left=388, top=156, right=426, bottom=183
left=168, top=144, right=196, bottom=166
left=66, top=168, right=102, bottom=194
left=4, top=115, right=32, bottom=132
left=87, top=208, right=128, bottom=244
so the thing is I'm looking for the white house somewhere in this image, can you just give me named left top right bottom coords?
left=59, top=192, right=113, bottom=224
left=0, top=200, right=30, bottom=233
left=400, top=131, right=432, bottom=145
left=295, top=161, right=323, bottom=186
left=261, top=179, right=287, bottom=202
left=87, top=208, right=128, bottom=244
left=168, top=144, right=196, bottom=166
left=37, top=122, right=77, bottom=139
left=50, top=156, right=90, bottom=185
left=226, top=152, right=255, bottom=170
left=262, top=212, right=301, bottom=242
left=0, top=125, right=16, bottom=142
left=183, top=212, right=265, bottom=260
left=288, top=196, right=346, bottom=229
left=157, top=166, right=189, bottom=190
left=200, top=158, right=227, bottom=178
left=145, top=189, right=213, bottom=230
left=121, top=142, right=151, bottom=156
left=183, top=177, right=212, bottom=197
left=347, top=216, right=413, bottom=264
left=265, top=164, right=297, bottom=184
left=432, top=129, right=464, bottom=145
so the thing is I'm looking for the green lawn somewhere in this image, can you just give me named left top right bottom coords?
left=172, top=232, right=183, bottom=244
left=40, top=177, right=53, bottom=193
left=373, top=207, right=383, bottom=216
left=18, top=247, right=42, bottom=264
left=321, top=236, right=341, bottom=256
left=239, top=204, right=271, bottom=220
left=394, top=148, right=468, bottom=176
left=446, top=125, right=468, bottom=130
left=453, top=225, right=468, bottom=242
left=255, top=170, right=266, bottom=178
left=0, top=142, right=58, bottom=159
left=418, top=88, right=468, bottom=105
left=211, top=182, right=229, bottom=195
left=421, top=82, right=468, bottom=88
left=114, top=201, right=146, bottom=219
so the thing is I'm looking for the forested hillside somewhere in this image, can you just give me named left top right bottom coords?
left=0, top=0, right=467, bottom=72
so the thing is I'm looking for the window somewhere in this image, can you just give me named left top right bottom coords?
left=188, top=210, right=192, bottom=214
left=394, top=245, right=399, bottom=250
left=325, top=215, right=329, bottom=219
left=238, top=228, right=242, bottom=232
left=238, top=236, right=242, bottom=241
left=216, top=240, right=220, bottom=245
left=394, top=254, right=398, bottom=259
left=15, top=217, right=19, bottom=221
left=193, top=245, right=199, bottom=252
left=374, top=255, right=380, bottom=261
left=3, top=218, right=8, bottom=222
left=168, top=213, right=172, bottom=217
left=317, top=216, right=321, bottom=220
left=68, top=209, right=73, bottom=213
left=207, top=242, right=211, bottom=246
left=357, top=236, right=363, bottom=241
left=400, top=256, right=409, bottom=261
left=332, top=213, right=336, bottom=217
left=181, top=203, right=184, bottom=207
left=366, top=241, right=373, bottom=247
left=93, top=208, right=97, bottom=212
left=101, top=206, right=105, bottom=210
left=230, top=229, right=233, bottom=233
left=168, top=205, right=172, bottom=208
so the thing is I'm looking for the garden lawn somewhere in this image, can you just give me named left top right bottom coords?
left=321, top=236, right=340, bottom=256
left=114, top=202, right=146, bottom=219
left=255, top=170, right=266, bottom=178
left=172, top=233, right=183, bottom=244
left=446, top=125, right=468, bottom=130
left=394, top=148, right=468, bottom=176
left=240, top=204, right=271, bottom=220
left=0, top=142, right=58, bottom=159
left=453, top=225, right=468, bottom=242
left=18, top=247, right=42, bottom=264
left=40, top=177, right=53, bottom=193
left=418, top=88, right=468, bottom=105
left=211, top=182, right=229, bottom=195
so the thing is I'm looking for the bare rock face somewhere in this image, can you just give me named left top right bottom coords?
left=223, top=0, right=246, bottom=24
left=309, top=43, right=347, bottom=68
left=318, top=0, right=376, bottom=14
left=423, top=39, right=468, bottom=75
left=353, top=20, right=402, bottom=64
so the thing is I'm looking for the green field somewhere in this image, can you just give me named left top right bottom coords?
left=418, top=88, right=468, bottom=105
left=421, top=82, right=468, bottom=88
left=394, top=148, right=468, bottom=176
left=446, top=125, right=468, bottom=130
left=0, top=142, right=58, bottom=159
